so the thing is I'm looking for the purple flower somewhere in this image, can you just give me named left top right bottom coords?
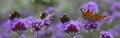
left=34, top=27, right=54, bottom=38
left=1, top=32, right=10, bottom=38
left=20, top=34, right=27, bottom=38
left=9, top=18, right=28, bottom=34
left=22, top=9, right=33, bottom=16
left=107, top=24, right=120, bottom=36
left=83, top=21, right=101, bottom=32
left=23, top=16, right=35, bottom=26
left=104, top=0, right=115, bottom=4
left=112, top=12, right=120, bottom=18
left=44, top=6, right=56, bottom=14
left=73, top=35, right=83, bottom=38
left=2, top=21, right=11, bottom=32
left=81, top=1, right=98, bottom=13
left=100, top=31, right=113, bottom=38
left=42, top=14, right=53, bottom=27
left=110, top=2, right=120, bottom=12
left=31, top=19, right=43, bottom=32
left=63, top=20, right=80, bottom=33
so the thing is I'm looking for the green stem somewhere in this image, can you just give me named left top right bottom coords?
left=90, top=32, right=93, bottom=38
left=37, top=31, right=39, bottom=38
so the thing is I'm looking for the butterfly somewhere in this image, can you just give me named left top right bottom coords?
left=40, top=12, right=48, bottom=20
left=60, top=14, right=70, bottom=23
left=80, top=8, right=110, bottom=22
left=9, top=11, right=20, bottom=21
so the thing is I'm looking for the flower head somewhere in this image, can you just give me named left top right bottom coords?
left=64, top=20, right=80, bottom=33
left=81, top=1, right=98, bottom=13
left=107, top=24, right=120, bottom=36
left=100, top=31, right=113, bottom=38
left=9, top=18, right=28, bottom=34
left=31, top=19, right=43, bottom=32
left=110, top=2, right=120, bottom=12
left=83, top=21, right=101, bottom=32
left=44, top=6, right=56, bottom=14
left=104, top=0, right=115, bottom=4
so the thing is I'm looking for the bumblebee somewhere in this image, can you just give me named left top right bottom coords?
left=60, top=14, right=70, bottom=23
left=9, top=11, right=20, bottom=21
left=40, top=12, right=48, bottom=20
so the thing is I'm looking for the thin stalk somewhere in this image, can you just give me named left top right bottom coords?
left=90, top=32, right=93, bottom=38
left=36, top=31, right=39, bottom=38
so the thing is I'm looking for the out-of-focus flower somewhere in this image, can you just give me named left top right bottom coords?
left=110, top=2, right=120, bottom=12
left=104, top=0, right=115, bottom=4
left=112, top=12, right=120, bottom=18
left=34, top=27, right=54, bottom=38
left=9, top=18, right=28, bottom=34
left=42, top=14, right=53, bottom=27
left=100, top=31, right=113, bottom=38
left=64, top=20, right=80, bottom=33
left=83, top=21, right=101, bottom=32
left=1, top=32, right=10, bottom=38
left=73, top=35, right=83, bottom=38
left=107, top=24, right=120, bottom=36
left=81, top=1, right=98, bottom=13
left=44, top=6, right=56, bottom=14
left=22, top=9, right=33, bottom=16
left=23, top=16, right=35, bottom=26
left=51, top=28, right=65, bottom=38
left=31, top=19, right=43, bottom=32
left=20, top=34, right=27, bottom=38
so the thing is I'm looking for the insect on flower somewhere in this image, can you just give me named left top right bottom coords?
left=9, top=11, right=21, bottom=21
left=40, top=12, right=48, bottom=20
left=60, top=14, right=70, bottom=23
left=80, top=8, right=110, bottom=22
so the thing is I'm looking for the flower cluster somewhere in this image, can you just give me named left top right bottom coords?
left=2, top=0, right=120, bottom=38
left=83, top=21, right=101, bottom=32
left=100, top=31, right=113, bottom=38
left=63, top=20, right=80, bottom=33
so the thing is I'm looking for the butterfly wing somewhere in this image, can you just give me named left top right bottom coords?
left=81, top=8, right=97, bottom=21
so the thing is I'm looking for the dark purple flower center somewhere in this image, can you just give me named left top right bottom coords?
left=12, top=22, right=26, bottom=31
left=102, top=34, right=111, bottom=38
left=65, top=24, right=79, bottom=33
left=31, top=21, right=42, bottom=31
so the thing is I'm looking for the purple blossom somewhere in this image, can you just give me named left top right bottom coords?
left=81, top=1, right=99, bottom=13
left=23, top=16, right=35, bottom=26
left=31, top=19, right=43, bottom=32
left=112, top=12, right=120, bottom=18
left=2, top=21, right=11, bottom=32
left=83, top=21, right=101, bottom=32
left=9, top=18, right=28, bottom=34
left=73, top=35, right=83, bottom=38
left=1, top=32, right=10, bottom=38
left=42, top=14, right=53, bottom=27
left=19, top=34, right=27, bottom=38
left=107, top=24, right=120, bottom=36
left=34, top=27, right=54, bottom=38
left=63, top=20, right=80, bottom=33
left=52, top=31, right=65, bottom=38
left=44, top=6, right=56, bottom=14
left=104, top=0, right=115, bottom=4
left=110, top=2, right=120, bottom=12
left=100, top=31, right=113, bottom=38
left=22, top=10, right=32, bottom=16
